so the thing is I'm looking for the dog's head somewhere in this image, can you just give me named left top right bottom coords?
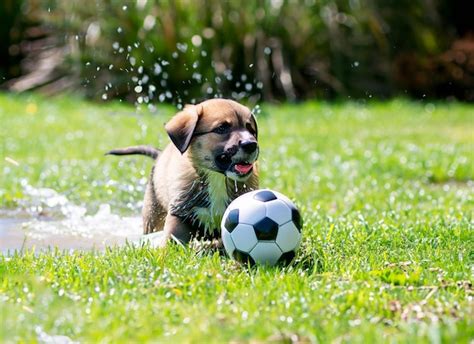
left=165, top=99, right=259, bottom=181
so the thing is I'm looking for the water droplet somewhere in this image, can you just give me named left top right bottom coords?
left=191, top=35, right=202, bottom=47
left=143, top=15, right=156, bottom=31
left=192, top=72, right=202, bottom=82
left=153, top=63, right=162, bottom=75
left=176, top=42, right=188, bottom=53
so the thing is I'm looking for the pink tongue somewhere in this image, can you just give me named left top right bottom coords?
left=234, top=163, right=253, bottom=174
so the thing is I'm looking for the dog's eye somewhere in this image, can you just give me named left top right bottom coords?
left=213, top=122, right=231, bottom=134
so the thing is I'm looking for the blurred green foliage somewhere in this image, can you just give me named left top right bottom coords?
left=1, top=0, right=473, bottom=103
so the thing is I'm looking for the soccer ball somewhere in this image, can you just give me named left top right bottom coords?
left=221, top=189, right=303, bottom=266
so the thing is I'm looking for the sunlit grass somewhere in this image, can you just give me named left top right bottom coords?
left=1, top=93, right=473, bottom=342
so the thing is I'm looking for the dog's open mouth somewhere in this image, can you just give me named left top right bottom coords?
left=233, top=162, right=253, bottom=175
left=216, top=154, right=254, bottom=176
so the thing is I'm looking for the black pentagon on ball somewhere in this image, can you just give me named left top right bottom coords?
left=277, top=251, right=296, bottom=266
left=281, top=198, right=302, bottom=231
left=224, top=209, right=239, bottom=232
left=253, top=217, right=279, bottom=240
left=233, top=250, right=256, bottom=266
left=291, top=208, right=303, bottom=231
left=253, top=190, right=277, bottom=202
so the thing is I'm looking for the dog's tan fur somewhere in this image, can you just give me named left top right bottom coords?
left=109, top=99, right=259, bottom=246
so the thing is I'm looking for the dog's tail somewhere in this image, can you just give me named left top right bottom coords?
left=105, top=145, right=161, bottom=160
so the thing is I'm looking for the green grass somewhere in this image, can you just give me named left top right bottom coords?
left=1, top=93, right=473, bottom=343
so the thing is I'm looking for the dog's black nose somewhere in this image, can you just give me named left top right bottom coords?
left=240, top=140, right=258, bottom=154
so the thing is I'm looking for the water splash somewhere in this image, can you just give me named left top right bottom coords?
left=35, top=326, right=78, bottom=344
left=1, top=184, right=142, bottom=253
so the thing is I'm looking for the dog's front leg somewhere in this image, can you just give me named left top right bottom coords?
left=163, top=214, right=193, bottom=246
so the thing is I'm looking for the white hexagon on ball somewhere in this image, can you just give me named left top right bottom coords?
left=250, top=242, right=283, bottom=266
left=230, top=224, right=258, bottom=252
left=265, top=199, right=292, bottom=225
left=276, top=221, right=301, bottom=252
left=238, top=200, right=266, bottom=225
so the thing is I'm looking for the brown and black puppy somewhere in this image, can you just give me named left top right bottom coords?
left=107, top=99, right=259, bottom=246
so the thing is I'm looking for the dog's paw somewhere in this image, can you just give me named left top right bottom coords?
left=189, top=238, right=224, bottom=254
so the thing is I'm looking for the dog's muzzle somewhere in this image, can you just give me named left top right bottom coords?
left=215, top=141, right=259, bottom=180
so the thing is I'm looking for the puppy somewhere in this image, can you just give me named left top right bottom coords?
left=107, top=99, right=259, bottom=246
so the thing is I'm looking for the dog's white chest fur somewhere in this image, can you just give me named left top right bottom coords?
left=195, top=172, right=229, bottom=234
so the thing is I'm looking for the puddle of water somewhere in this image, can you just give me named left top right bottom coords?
left=0, top=184, right=143, bottom=254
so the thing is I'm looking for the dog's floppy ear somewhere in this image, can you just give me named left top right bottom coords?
left=165, top=105, right=202, bottom=154
left=250, top=113, right=258, bottom=139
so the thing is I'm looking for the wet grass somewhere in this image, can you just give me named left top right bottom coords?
left=1, top=93, right=473, bottom=342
